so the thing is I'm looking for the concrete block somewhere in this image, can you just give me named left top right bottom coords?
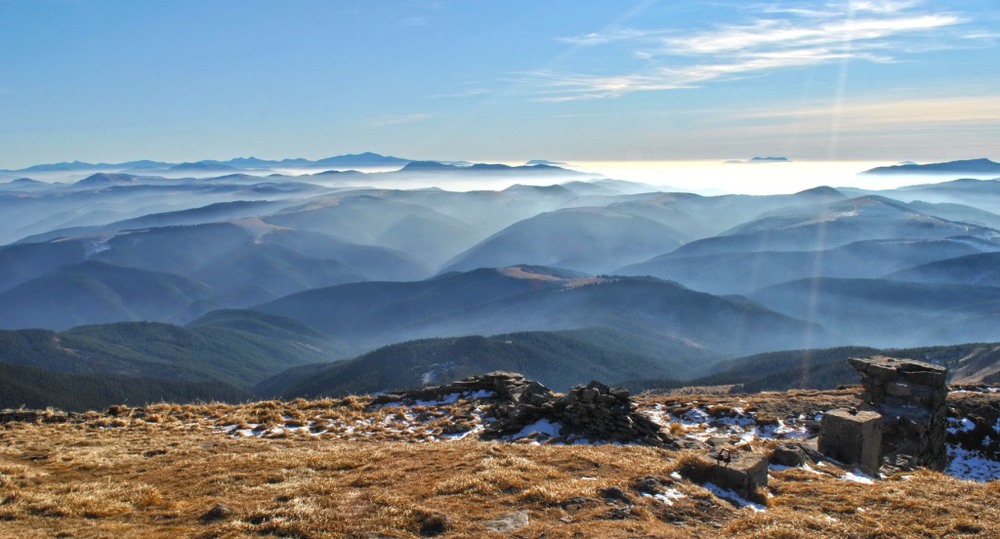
left=819, top=408, right=883, bottom=475
left=708, top=451, right=769, bottom=502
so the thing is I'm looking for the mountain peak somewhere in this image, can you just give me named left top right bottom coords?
left=794, top=185, right=845, bottom=199
left=400, top=161, right=460, bottom=171
left=75, top=172, right=140, bottom=186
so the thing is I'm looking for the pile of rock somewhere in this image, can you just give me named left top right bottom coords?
left=369, top=372, right=676, bottom=447
left=848, top=356, right=948, bottom=471
left=484, top=379, right=676, bottom=447
left=368, top=371, right=546, bottom=406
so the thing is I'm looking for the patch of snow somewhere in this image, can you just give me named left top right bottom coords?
left=756, top=418, right=810, bottom=440
left=951, top=387, right=1000, bottom=394
left=800, top=464, right=822, bottom=475
left=509, top=418, right=562, bottom=439
left=679, top=407, right=711, bottom=426
left=670, top=471, right=683, bottom=481
left=841, top=470, right=875, bottom=484
left=438, top=424, right=485, bottom=441
left=701, top=482, right=765, bottom=512
left=644, top=409, right=671, bottom=427
left=946, top=444, right=1000, bottom=482
left=771, top=462, right=823, bottom=474
left=643, top=488, right=687, bottom=506
left=714, top=407, right=756, bottom=427
left=947, top=417, right=976, bottom=434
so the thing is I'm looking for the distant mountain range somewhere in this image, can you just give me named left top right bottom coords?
left=5, top=153, right=1000, bottom=410
left=2, top=152, right=415, bottom=173
left=863, top=158, right=1000, bottom=175
left=3, top=152, right=588, bottom=174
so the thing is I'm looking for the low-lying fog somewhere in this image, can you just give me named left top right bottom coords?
left=13, top=160, right=995, bottom=196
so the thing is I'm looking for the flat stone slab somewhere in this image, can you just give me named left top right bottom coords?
left=483, top=510, right=529, bottom=533
left=849, top=356, right=947, bottom=388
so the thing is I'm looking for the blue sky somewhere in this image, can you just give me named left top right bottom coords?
left=1, top=0, right=998, bottom=168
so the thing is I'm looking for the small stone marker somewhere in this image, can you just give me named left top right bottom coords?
left=707, top=450, right=769, bottom=503
left=818, top=408, right=883, bottom=476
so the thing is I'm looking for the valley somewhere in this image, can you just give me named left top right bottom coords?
left=3, top=157, right=1000, bottom=411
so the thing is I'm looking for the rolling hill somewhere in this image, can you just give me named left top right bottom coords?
left=664, top=195, right=1000, bottom=259
left=0, top=311, right=341, bottom=390
left=619, top=239, right=989, bottom=294
left=0, top=361, right=250, bottom=411
left=884, top=252, right=1000, bottom=287
left=255, top=328, right=697, bottom=399
left=255, top=266, right=831, bottom=357
left=0, top=260, right=213, bottom=330
left=749, top=277, right=1000, bottom=347
left=442, top=207, right=686, bottom=274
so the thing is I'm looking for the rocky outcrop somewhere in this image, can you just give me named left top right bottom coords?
left=368, top=371, right=549, bottom=406
left=848, top=356, right=948, bottom=471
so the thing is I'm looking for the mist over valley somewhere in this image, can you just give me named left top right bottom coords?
left=3, top=155, right=1000, bottom=408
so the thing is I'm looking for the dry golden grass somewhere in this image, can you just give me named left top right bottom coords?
left=0, top=390, right=997, bottom=538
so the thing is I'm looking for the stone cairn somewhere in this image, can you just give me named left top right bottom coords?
left=819, top=356, right=948, bottom=473
left=371, top=371, right=676, bottom=447
left=848, top=356, right=948, bottom=471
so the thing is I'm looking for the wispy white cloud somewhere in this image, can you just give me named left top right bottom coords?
left=526, top=1, right=984, bottom=101
left=368, top=113, right=432, bottom=127
left=558, top=27, right=665, bottom=46
left=741, top=95, right=1000, bottom=130
left=432, top=86, right=491, bottom=99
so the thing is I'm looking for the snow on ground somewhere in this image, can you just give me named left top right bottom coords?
left=841, top=470, right=876, bottom=484
left=951, top=387, right=1000, bottom=394
left=642, top=488, right=687, bottom=506
left=507, top=418, right=563, bottom=441
left=947, top=417, right=976, bottom=434
left=644, top=404, right=811, bottom=445
left=946, top=445, right=1000, bottom=482
left=206, top=394, right=1000, bottom=482
left=701, top=482, right=766, bottom=512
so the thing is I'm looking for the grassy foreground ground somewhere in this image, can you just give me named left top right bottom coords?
left=1, top=390, right=998, bottom=538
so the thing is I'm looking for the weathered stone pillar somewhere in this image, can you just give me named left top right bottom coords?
left=848, top=356, right=948, bottom=471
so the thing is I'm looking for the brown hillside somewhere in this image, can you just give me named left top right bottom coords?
left=0, top=387, right=998, bottom=538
